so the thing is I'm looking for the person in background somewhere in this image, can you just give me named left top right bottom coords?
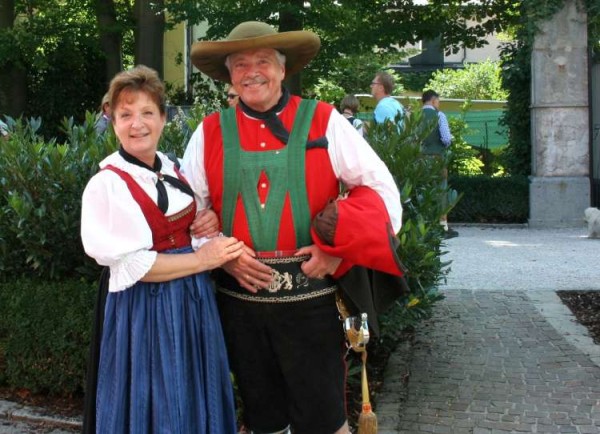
left=81, top=65, right=242, bottom=434
left=94, top=93, right=111, bottom=135
left=0, top=119, right=9, bottom=140
left=183, top=21, right=405, bottom=434
left=225, top=84, right=239, bottom=107
left=370, top=71, right=404, bottom=131
left=340, top=94, right=365, bottom=137
left=421, top=89, right=458, bottom=238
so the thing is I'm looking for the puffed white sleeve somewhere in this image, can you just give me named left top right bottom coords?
left=81, top=171, right=157, bottom=292
left=326, top=109, right=403, bottom=233
left=181, top=124, right=211, bottom=210
left=181, top=124, right=214, bottom=250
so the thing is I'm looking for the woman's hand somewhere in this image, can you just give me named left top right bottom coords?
left=194, top=236, right=244, bottom=270
left=190, top=208, right=220, bottom=238
left=222, top=246, right=274, bottom=293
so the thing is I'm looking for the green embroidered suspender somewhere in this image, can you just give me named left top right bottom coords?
left=220, top=100, right=317, bottom=251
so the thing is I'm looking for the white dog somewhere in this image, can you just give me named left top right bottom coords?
left=584, top=207, right=600, bottom=239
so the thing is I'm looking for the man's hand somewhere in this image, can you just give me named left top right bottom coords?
left=222, top=245, right=273, bottom=293
left=190, top=208, right=220, bottom=238
left=295, top=245, right=342, bottom=279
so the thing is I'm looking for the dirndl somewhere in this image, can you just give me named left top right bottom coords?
left=95, top=247, right=237, bottom=434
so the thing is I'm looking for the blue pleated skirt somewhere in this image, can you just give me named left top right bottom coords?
left=95, top=248, right=237, bottom=434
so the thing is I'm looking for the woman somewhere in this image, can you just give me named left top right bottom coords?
left=340, top=94, right=365, bottom=137
left=225, top=84, right=239, bottom=108
left=81, top=65, right=242, bottom=434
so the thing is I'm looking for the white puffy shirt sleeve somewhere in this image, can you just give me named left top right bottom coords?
left=326, top=109, right=403, bottom=233
left=81, top=168, right=157, bottom=292
left=181, top=124, right=214, bottom=250
left=181, top=124, right=211, bottom=208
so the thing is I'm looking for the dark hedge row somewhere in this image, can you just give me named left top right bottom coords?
left=449, top=175, right=529, bottom=223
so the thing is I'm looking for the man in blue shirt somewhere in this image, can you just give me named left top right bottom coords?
left=421, top=89, right=452, bottom=152
left=371, top=71, right=404, bottom=131
left=421, top=89, right=458, bottom=238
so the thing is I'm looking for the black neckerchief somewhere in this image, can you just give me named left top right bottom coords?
left=118, top=147, right=194, bottom=214
left=237, top=87, right=328, bottom=150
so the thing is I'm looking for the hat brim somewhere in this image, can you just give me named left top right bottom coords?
left=191, top=31, right=321, bottom=83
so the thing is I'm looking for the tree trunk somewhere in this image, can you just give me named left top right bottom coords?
left=279, top=1, right=304, bottom=96
left=134, top=0, right=165, bottom=77
left=94, top=0, right=123, bottom=86
left=0, top=0, right=26, bottom=117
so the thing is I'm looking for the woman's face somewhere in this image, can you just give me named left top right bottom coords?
left=112, top=90, right=165, bottom=166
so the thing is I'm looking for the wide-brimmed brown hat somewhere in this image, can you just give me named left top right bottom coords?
left=190, top=21, right=321, bottom=83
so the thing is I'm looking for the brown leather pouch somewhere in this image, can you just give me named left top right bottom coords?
left=312, top=198, right=338, bottom=246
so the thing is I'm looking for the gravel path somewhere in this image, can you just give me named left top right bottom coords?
left=440, top=226, right=599, bottom=292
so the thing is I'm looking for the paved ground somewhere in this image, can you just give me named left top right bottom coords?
left=440, top=226, right=598, bottom=292
left=377, top=226, right=600, bottom=434
left=1, top=226, right=599, bottom=433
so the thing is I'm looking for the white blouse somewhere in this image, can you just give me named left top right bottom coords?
left=81, top=152, right=205, bottom=292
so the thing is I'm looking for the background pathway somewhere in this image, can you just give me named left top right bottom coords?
left=377, top=226, right=600, bottom=434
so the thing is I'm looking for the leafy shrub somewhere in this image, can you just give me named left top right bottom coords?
left=0, top=114, right=116, bottom=281
left=366, top=105, right=460, bottom=331
left=161, top=103, right=213, bottom=158
left=447, top=109, right=485, bottom=176
left=0, top=278, right=96, bottom=395
left=426, top=60, right=508, bottom=101
left=449, top=175, right=529, bottom=223
left=311, top=78, right=346, bottom=105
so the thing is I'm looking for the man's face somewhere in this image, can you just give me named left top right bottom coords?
left=370, top=76, right=383, bottom=99
left=431, top=97, right=440, bottom=109
left=228, top=48, right=285, bottom=112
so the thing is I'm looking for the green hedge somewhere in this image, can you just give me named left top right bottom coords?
left=0, top=278, right=96, bottom=395
left=0, top=115, right=115, bottom=281
left=449, top=175, right=529, bottom=223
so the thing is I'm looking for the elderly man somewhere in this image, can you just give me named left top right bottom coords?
left=183, top=21, right=405, bottom=434
left=371, top=71, right=404, bottom=131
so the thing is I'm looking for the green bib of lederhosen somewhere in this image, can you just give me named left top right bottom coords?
left=220, top=100, right=316, bottom=251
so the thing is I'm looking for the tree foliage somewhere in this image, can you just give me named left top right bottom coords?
left=0, top=0, right=161, bottom=138
left=164, top=0, right=522, bottom=93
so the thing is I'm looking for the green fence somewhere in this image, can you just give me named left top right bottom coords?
left=356, top=108, right=507, bottom=150
left=448, top=110, right=507, bottom=150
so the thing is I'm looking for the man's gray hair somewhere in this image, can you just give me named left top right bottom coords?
left=225, top=49, right=286, bottom=71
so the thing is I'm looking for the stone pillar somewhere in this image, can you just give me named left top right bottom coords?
left=530, top=0, right=590, bottom=227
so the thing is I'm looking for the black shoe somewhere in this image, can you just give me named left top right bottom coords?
left=444, top=227, right=459, bottom=239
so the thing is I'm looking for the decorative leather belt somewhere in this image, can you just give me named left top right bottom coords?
left=213, top=253, right=337, bottom=303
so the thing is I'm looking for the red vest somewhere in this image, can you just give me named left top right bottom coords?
left=104, top=165, right=195, bottom=252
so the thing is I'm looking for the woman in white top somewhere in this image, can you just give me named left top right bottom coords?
left=80, top=65, right=243, bottom=434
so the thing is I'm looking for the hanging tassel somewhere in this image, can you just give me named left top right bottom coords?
left=357, top=350, right=378, bottom=434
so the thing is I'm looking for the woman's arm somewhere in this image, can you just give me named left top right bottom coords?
left=141, top=236, right=244, bottom=282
